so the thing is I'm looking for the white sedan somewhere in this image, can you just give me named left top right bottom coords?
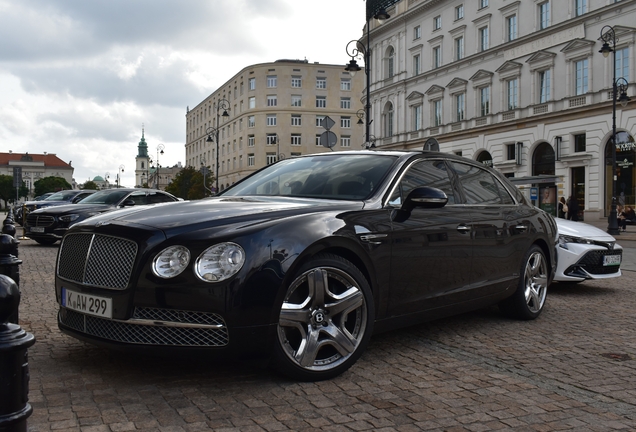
left=554, top=218, right=622, bottom=282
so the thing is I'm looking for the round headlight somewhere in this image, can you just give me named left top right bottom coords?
left=195, top=242, right=245, bottom=282
left=152, top=246, right=191, bottom=278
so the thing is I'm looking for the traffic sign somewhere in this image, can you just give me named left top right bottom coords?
left=319, top=131, right=338, bottom=149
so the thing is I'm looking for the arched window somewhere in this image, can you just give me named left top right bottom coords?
left=532, top=142, right=555, bottom=176
left=476, top=151, right=493, bottom=168
left=386, top=47, right=395, bottom=78
left=383, top=102, right=394, bottom=137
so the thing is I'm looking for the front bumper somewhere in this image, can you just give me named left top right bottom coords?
left=554, top=243, right=622, bottom=282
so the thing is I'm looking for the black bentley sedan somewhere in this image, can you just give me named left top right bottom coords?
left=55, top=151, right=557, bottom=380
left=26, top=188, right=178, bottom=244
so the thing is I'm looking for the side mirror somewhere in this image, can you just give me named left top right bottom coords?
left=393, top=186, right=448, bottom=222
left=121, top=199, right=136, bottom=207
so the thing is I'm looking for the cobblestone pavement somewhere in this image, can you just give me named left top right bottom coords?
left=14, top=239, right=636, bottom=431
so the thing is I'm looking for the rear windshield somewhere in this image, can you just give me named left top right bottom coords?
left=222, top=154, right=397, bottom=200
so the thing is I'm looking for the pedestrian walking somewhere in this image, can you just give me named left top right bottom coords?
left=567, top=196, right=579, bottom=221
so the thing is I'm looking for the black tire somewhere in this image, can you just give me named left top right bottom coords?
left=273, top=253, right=374, bottom=381
left=499, top=245, right=548, bottom=320
left=34, top=238, right=58, bottom=245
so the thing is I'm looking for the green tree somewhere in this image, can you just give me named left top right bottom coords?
left=82, top=181, right=99, bottom=190
left=0, top=175, right=28, bottom=208
left=34, top=176, right=72, bottom=196
left=165, top=167, right=213, bottom=200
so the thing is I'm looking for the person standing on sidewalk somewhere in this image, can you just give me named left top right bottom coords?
left=567, top=196, right=579, bottom=221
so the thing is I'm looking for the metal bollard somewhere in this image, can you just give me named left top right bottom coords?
left=0, top=236, right=21, bottom=324
left=0, top=275, right=36, bottom=432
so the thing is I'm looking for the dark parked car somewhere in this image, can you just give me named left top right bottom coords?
left=26, top=188, right=178, bottom=245
left=55, top=151, right=557, bottom=380
left=14, top=190, right=95, bottom=224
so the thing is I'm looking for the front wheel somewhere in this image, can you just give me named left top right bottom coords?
left=499, top=245, right=548, bottom=320
left=273, top=253, right=374, bottom=381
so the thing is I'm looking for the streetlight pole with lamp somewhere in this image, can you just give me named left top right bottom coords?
left=104, top=172, right=110, bottom=189
left=117, top=165, right=125, bottom=188
left=205, top=98, right=230, bottom=193
left=599, top=25, right=631, bottom=235
left=153, top=144, right=165, bottom=189
left=344, top=5, right=391, bottom=148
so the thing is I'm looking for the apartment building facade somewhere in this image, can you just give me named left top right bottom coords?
left=365, top=0, right=635, bottom=221
left=185, top=60, right=365, bottom=191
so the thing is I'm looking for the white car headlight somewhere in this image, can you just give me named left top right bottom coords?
left=195, top=242, right=245, bottom=282
left=59, top=214, right=80, bottom=222
left=152, top=246, right=191, bottom=278
left=558, top=234, right=593, bottom=249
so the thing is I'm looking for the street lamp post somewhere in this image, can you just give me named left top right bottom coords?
left=205, top=98, right=230, bottom=193
left=104, top=172, right=110, bottom=189
left=117, top=165, right=125, bottom=188
left=154, top=144, right=165, bottom=189
left=345, top=7, right=390, bottom=149
left=599, top=25, right=631, bottom=235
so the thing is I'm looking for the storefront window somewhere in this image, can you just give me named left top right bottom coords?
left=533, top=142, right=556, bottom=215
left=476, top=151, right=493, bottom=167
left=605, top=131, right=635, bottom=214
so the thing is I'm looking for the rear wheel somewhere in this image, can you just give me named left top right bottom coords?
left=499, top=245, right=548, bottom=320
left=34, top=238, right=57, bottom=245
left=273, top=253, right=374, bottom=381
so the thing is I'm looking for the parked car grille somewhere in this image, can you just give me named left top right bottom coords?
left=58, top=307, right=229, bottom=347
left=57, top=233, right=137, bottom=290
left=27, top=214, right=55, bottom=227
left=575, top=249, right=623, bottom=275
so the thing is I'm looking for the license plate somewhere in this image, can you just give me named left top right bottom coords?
left=30, top=227, right=45, bottom=233
left=603, top=255, right=621, bottom=266
left=61, top=288, right=112, bottom=318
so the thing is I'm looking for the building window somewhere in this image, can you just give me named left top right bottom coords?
left=413, top=54, right=421, bottom=75
left=506, top=144, right=516, bottom=160
left=455, top=37, right=464, bottom=61
left=539, top=2, right=550, bottom=30
left=248, top=154, right=255, bottom=166
left=455, top=93, right=465, bottom=122
left=616, top=47, right=629, bottom=81
left=384, top=103, right=394, bottom=136
left=291, top=76, right=302, bottom=88
left=574, top=133, right=586, bottom=152
left=267, top=114, right=277, bottom=126
left=480, top=87, right=490, bottom=116
left=575, top=0, right=587, bottom=16
left=479, top=0, right=488, bottom=8
left=412, top=105, right=422, bottom=131
left=249, top=97, right=255, bottom=109
left=507, top=15, right=517, bottom=41
left=266, top=134, right=277, bottom=145
left=248, top=116, right=255, bottom=128
left=387, top=47, right=395, bottom=78
left=266, top=153, right=277, bottom=165
left=575, top=59, right=588, bottom=95
left=414, top=25, right=421, bottom=40
left=267, top=75, right=277, bottom=88
left=291, top=134, right=302, bottom=145
left=316, top=77, right=327, bottom=89
left=341, top=78, right=351, bottom=91
left=341, top=116, right=351, bottom=128
left=316, top=96, right=326, bottom=108
left=507, top=79, right=519, bottom=110
left=316, top=116, right=325, bottom=127
left=291, top=114, right=302, bottom=126
left=539, top=70, right=551, bottom=103
left=248, top=135, right=255, bottom=147
left=433, top=100, right=442, bottom=127
left=434, top=15, right=441, bottom=30
left=341, top=136, right=351, bottom=147
left=291, top=95, right=302, bottom=107
left=340, top=97, right=351, bottom=109
left=267, top=95, right=277, bottom=107
left=316, top=135, right=321, bottom=145
left=479, top=27, right=489, bottom=52
left=248, top=78, right=255, bottom=90
left=455, top=4, right=464, bottom=20
left=433, top=46, right=441, bottom=69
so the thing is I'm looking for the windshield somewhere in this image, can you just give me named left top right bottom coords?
left=222, top=154, right=397, bottom=200
left=45, top=190, right=78, bottom=201
left=79, top=190, right=130, bottom=205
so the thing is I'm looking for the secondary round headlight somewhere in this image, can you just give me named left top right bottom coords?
left=152, top=246, right=191, bottom=278
left=195, top=242, right=245, bottom=282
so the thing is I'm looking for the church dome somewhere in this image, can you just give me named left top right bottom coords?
left=93, top=176, right=104, bottom=182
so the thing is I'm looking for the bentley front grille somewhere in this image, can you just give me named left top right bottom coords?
left=59, top=307, right=229, bottom=347
left=57, top=233, right=138, bottom=290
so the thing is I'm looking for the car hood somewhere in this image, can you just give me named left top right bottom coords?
left=80, top=197, right=364, bottom=232
left=555, top=218, right=616, bottom=241
left=32, top=203, right=113, bottom=215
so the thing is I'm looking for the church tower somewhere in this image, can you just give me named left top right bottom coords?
left=135, top=126, right=150, bottom=187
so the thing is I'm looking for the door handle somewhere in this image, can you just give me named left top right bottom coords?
left=456, top=225, right=471, bottom=234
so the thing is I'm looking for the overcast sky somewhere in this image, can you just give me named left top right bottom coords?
left=0, top=0, right=366, bottom=187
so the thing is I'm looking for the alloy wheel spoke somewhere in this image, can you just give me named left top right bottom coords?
left=326, top=287, right=363, bottom=316
left=279, top=304, right=311, bottom=326
left=323, top=323, right=357, bottom=356
left=295, top=327, right=320, bottom=367
left=307, top=269, right=328, bottom=308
